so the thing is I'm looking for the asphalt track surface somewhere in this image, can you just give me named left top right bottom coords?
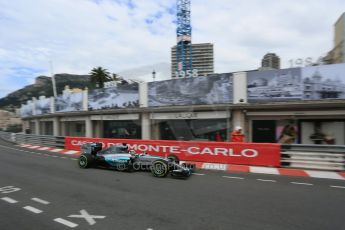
left=0, top=139, right=345, bottom=230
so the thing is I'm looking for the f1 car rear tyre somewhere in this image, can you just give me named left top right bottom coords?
left=151, top=160, right=169, bottom=177
left=78, top=154, right=94, bottom=168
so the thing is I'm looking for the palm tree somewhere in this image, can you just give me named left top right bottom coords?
left=89, top=67, right=111, bottom=88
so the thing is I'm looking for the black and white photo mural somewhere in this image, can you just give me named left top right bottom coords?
left=20, top=102, right=34, bottom=117
left=247, top=68, right=303, bottom=102
left=148, top=73, right=233, bottom=107
left=35, top=96, right=51, bottom=115
left=55, top=91, right=83, bottom=112
left=88, top=83, right=139, bottom=110
left=302, top=63, right=345, bottom=100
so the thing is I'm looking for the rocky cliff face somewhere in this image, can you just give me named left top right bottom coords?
left=0, top=74, right=91, bottom=111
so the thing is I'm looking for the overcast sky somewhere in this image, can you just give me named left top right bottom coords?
left=0, top=0, right=344, bottom=98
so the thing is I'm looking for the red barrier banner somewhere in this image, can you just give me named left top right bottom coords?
left=65, top=137, right=281, bottom=167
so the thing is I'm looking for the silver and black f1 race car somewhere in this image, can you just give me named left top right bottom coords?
left=78, top=143, right=195, bottom=178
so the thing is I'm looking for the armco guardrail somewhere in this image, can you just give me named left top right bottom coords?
left=0, top=131, right=65, bottom=148
left=0, top=131, right=344, bottom=171
left=0, top=131, right=13, bottom=142
left=281, top=144, right=345, bottom=171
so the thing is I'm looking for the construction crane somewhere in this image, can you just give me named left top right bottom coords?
left=176, top=0, right=193, bottom=77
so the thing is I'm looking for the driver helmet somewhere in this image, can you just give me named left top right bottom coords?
left=121, top=143, right=129, bottom=152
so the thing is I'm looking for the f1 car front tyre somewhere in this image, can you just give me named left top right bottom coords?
left=151, top=160, right=169, bottom=177
left=78, top=154, right=94, bottom=168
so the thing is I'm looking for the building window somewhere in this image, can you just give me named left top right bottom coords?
left=159, top=119, right=227, bottom=141
left=103, top=120, right=141, bottom=139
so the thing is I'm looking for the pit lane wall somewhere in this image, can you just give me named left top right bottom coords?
left=65, top=137, right=281, bottom=167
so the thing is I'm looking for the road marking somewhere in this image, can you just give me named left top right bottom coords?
left=36, top=152, right=42, bottom=155
left=68, top=209, right=106, bottom=225
left=44, top=154, right=51, bottom=157
left=222, top=176, right=244, bottom=180
left=23, top=206, right=43, bottom=214
left=31, top=198, right=50, bottom=205
left=60, top=157, right=67, bottom=159
left=291, top=182, right=313, bottom=186
left=52, top=155, right=59, bottom=158
left=71, top=158, right=78, bottom=161
left=192, top=173, right=205, bottom=176
left=54, top=218, right=78, bottom=228
left=1, top=197, right=18, bottom=203
left=330, top=185, right=345, bottom=189
left=0, top=186, right=21, bottom=194
left=257, top=179, right=277, bottom=182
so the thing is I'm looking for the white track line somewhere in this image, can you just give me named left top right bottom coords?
left=222, top=176, right=244, bottom=180
left=31, top=198, right=50, bottom=205
left=1, top=197, right=18, bottom=203
left=23, top=206, right=43, bottom=214
left=330, top=185, right=345, bottom=189
left=291, top=182, right=313, bottom=186
left=192, top=173, right=205, bottom=176
left=54, top=218, right=78, bottom=228
left=257, top=179, right=276, bottom=182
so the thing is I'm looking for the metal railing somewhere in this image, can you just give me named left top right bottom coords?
left=281, top=144, right=345, bottom=171
left=0, top=131, right=65, bottom=148
left=0, top=131, right=14, bottom=142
